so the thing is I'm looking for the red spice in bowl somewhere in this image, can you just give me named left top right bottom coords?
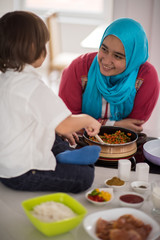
left=119, top=192, right=144, bottom=208
left=120, top=194, right=143, bottom=204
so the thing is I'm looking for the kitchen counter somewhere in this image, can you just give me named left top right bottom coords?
left=0, top=166, right=160, bottom=240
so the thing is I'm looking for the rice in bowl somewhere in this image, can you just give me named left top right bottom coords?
left=31, top=201, right=77, bottom=222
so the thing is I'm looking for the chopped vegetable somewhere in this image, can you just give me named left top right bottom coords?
left=88, top=188, right=112, bottom=202
left=89, top=130, right=131, bottom=144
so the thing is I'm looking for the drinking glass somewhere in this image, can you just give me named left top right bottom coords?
left=135, top=163, right=150, bottom=182
left=118, top=159, right=131, bottom=181
left=151, top=181, right=160, bottom=215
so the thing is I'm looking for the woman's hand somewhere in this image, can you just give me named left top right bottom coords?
left=114, top=118, right=144, bottom=133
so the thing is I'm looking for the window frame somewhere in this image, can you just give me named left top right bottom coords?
left=15, top=0, right=113, bottom=22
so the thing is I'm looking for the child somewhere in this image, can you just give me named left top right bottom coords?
left=0, top=11, right=101, bottom=193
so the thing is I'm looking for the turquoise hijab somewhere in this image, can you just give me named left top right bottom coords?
left=82, top=18, right=148, bottom=121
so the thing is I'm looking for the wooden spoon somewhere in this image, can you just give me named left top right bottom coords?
left=95, top=134, right=105, bottom=145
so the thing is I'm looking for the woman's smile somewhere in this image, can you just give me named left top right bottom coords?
left=98, top=35, right=126, bottom=76
left=101, top=63, right=115, bottom=72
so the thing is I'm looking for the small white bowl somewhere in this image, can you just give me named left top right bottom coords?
left=85, top=188, right=114, bottom=205
left=119, top=191, right=144, bottom=208
left=131, top=181, right=150, bottom=194
left=104, top=177, right=126, bottom=190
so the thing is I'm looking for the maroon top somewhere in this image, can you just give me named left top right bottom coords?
left=59, top=52, right=159, bottom=123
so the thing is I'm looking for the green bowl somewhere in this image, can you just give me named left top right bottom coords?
left=22, top=193, right=87, bottom=237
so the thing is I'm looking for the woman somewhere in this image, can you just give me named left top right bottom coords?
left=59, top=18, right=160, bottom=135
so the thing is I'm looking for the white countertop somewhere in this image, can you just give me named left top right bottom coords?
left=0, top=166, right=160, bottom=240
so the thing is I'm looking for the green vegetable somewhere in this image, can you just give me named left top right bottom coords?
left=90, top=189, right=99, bottom=196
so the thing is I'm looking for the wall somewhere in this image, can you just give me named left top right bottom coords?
left=149, top=0, right=160, bottom=79
left=113, top=0, right=160, bottom=137
left=113, top=0, right=160, bottom=79
left=59, top=18, right=98, bottom=54
left=0, top=0, right=14, bottom=16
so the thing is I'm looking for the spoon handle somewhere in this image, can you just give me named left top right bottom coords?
left=95, top=134, right=105, bottom=144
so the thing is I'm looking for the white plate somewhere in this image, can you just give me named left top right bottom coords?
left=85, top=188, right=114, bottom=205
left=83, top=208, right=160, bottom=240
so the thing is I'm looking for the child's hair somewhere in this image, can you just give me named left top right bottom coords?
left=0, top=11, right=50, bottom=72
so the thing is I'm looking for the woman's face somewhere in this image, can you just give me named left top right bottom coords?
left=98, top=35, right=126, bottom=76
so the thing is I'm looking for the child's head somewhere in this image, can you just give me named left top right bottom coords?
left=0, top=11, right=49, bottom=72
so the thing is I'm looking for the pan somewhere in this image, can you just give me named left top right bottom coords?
left=83, top=126, right=138, bottom=159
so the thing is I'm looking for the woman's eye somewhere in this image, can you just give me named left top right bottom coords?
left=101, top=46, right=108, bottom=53
left=114, top=54, right=123, bottom=60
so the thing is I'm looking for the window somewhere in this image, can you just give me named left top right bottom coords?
left=21, top=0, right=113, bottom=21
left=26, top=0, right=103, bottom=13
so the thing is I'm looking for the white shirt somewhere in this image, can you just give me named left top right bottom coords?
left=0, top=65, right=71, bottom=178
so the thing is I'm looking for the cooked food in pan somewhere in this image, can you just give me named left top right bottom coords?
left=89, top=130, right=131, bottom=144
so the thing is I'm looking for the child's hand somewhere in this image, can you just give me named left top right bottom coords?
left=85, top=120, right=101, bottom=136
left=62, top=132, right=79, bottom=146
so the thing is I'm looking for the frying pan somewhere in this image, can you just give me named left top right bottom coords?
left=83, top=126, right=138, bottom=159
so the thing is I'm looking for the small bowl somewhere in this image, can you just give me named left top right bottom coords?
left=119, top=192, right=144, bottom=208
left=22, top=193, right=87, bottom=237
left=131, top=181, right=150, bottom=194
left=104, top=177, right=126, bottom=190
left=143, top=139, right=160, bottom=166
left=85, top=188, right=114, bottom=205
